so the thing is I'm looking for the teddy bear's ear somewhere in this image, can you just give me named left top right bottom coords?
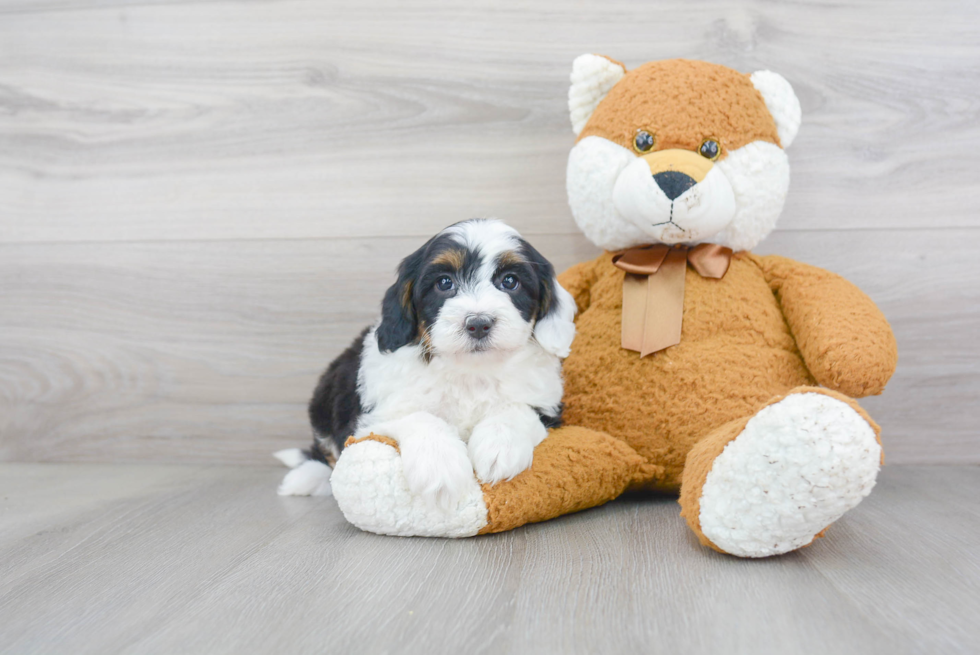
left=750, top=70, right=802, bottom=148
left=568, top=54, right=626, bottom=136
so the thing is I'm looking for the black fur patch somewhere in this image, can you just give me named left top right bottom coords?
left=308, top=327, right=369, bottom=458
left=487, top=238, right=558, bottom=326
left=413, top=237, right=480, bottom=343
left=375, top=245, right=426, bottom=353
left=517, top=238, right=558, bottom=324
left=376, top=231, right=483, bottom=355
left=534, top=403, right=563, bottom=429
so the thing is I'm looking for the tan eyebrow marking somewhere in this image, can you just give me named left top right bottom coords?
left=497, top=250, right=527, bottom=268
left=401, top=280, right=413, bottom=310
left=431, top=249, right=466, bottom=270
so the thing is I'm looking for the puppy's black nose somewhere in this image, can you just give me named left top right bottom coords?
left=464, top=315, right=495, bottom=340
left=653, top=171, right=696, bottom=201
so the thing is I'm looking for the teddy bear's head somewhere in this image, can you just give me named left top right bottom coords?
left=566, top=57, right=801, bottom=252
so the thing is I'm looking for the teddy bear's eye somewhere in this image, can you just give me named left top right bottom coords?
left=699, top=138, right=721, bottom=161
left=633, top=130, right=656, bottom=153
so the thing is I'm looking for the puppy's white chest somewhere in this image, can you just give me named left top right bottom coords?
left=430, top=371, right=501, bottom=439
left=357, top=327, right=564, bottom=442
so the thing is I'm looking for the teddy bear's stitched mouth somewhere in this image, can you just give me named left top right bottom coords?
left=649, top=202, right=686, bottom=232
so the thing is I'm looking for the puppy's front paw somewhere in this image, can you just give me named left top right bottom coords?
left=400, top=435, right=474, bottom=511
left=468, top=420, right=538, bottom=485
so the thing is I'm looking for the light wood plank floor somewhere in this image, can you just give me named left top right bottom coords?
left=1, top=463, right=977, bottom=654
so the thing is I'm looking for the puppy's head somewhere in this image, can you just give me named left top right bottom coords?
left=376, top=219, right=576, bottom=359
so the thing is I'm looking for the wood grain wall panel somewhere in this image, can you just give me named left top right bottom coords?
left=1, top=230, right=976, bottom=465
left=1, top=0, right=978, bottom=245
left=0, top=235, right=600, bottom=463
left=0, top=0, right=976, bottom=465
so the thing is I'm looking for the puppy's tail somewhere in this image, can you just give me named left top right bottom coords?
left=273, top=448, right=309, bottom=469
left=274, top=447, right=333, bottom=497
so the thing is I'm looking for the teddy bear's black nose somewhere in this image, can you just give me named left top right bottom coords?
left=653, top=171, right=697, bottom=201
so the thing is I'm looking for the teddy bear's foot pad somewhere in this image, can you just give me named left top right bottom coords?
left=331, top=438, right=489, bottom=538
left=698, top=392, right=881, bottom=558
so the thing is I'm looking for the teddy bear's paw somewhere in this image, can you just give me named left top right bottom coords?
left=330, top=438, right=488, bottom=538
left=697, top=392, right=881, bottom=558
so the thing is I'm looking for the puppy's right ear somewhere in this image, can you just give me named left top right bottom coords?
left=376, top=246, right=425, bottom=352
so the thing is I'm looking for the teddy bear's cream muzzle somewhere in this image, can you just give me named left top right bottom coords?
left=612, top=149, right=737, bottom=244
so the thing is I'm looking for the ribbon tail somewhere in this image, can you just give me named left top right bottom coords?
left=620, top=273, right=648, bottom=353
left=639, top=248, right=687, bottom=357
left=617, top=243, right=730, bottom=357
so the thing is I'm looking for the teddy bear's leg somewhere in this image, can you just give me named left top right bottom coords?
left=330, top=434, right=489, bottom=538
left=679, top=387, right=882, bottom=558
left=331, top=427, right=646, bottom=538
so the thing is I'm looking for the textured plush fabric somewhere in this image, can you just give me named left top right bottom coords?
left=578, top=59, right=782, bottom=156
left=335, top=429, right=642, bottom=537
left=678, top=386, right=883, bottom=553
left=569, top=54, right=626, bottom=136
left=345, top=434, right=401, bottom=452
left=752, top=255, right=898, bottom=397
left=559, top=251, right=860, bottom=490
left=749, top=70, right=802, bottom=147
left=478, top=426, right=646, bottom=534
left=332, top=435, right=489, bottom=538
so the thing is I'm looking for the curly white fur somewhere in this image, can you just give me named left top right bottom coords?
left=352, top=324, right=562, bottom=507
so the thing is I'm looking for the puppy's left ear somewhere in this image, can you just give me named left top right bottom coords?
left=535, top=281, right=577, bottom=358
left=521, top=240, right=577, bottom=358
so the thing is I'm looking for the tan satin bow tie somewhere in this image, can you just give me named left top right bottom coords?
left=612, top=243, right=733, bottom=357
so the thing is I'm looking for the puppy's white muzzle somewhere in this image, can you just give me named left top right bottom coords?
left=431, top=284, right=532, bottom=356
left=613, top=150, right=737, bottom=244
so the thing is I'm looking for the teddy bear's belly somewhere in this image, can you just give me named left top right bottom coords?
left=561, top=261, right=815, bottom=490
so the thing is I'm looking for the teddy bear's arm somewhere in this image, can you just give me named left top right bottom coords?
left=557, top=256, right=603, bottom=314
left=752, top=254, right=898, bottom=397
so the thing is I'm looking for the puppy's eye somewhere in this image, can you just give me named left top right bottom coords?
left=633, top=130, right=655, bottom=153
left=499, top=274, right=519, bottom=291
left=435, top=276, right=454, bottom=292
left=699, top=138, right=721, bottom=161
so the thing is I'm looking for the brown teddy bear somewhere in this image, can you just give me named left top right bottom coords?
left=329, top=57, right=898, bottom=557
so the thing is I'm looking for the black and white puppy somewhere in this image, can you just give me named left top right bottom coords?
left=275, top=219, right=577, bottom=508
